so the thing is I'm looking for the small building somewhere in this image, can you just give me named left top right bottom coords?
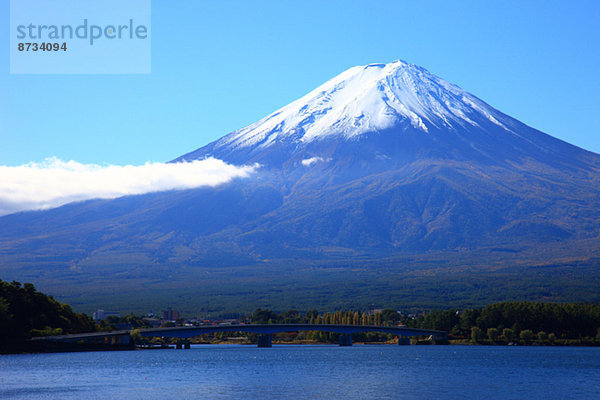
left=93, top=309, right=120, bottom=321
left=162, top=307, right=180, bottom=321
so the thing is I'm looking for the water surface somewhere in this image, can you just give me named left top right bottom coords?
left=1, top=345, right=599, bottom=399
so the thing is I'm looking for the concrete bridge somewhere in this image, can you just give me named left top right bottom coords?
left=28, top=329, right=134, bottom=351
left=32, top=324, right=447, bottom=349
left=140, top=324, right=447, bottom=347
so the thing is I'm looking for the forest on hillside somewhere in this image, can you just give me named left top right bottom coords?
left=0, top=279, right=96, bottom=352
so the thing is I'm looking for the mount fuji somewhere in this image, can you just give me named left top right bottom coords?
left=2, top=60, right=600, bottom=312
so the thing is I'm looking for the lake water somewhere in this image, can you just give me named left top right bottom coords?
left=1, top=345, right=599, bottom=399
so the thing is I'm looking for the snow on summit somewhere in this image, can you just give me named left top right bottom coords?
left=217, top=60, right=509, bottom=150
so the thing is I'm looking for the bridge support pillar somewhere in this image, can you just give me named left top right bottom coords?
left=339, top=334, right=352, bottom=346
left=110, top=335, right=131, bottom=346
left=184, top=339, right=190, bottom=349
left=257, top=334, right=272, bottom=348
left=429, top=333, right=448, bottom=345
left=397, top=336, right=410, bottom=345
left=116, top=334, right=130, bottom=345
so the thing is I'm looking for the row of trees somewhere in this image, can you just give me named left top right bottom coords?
left=250, top=309, right=404, bottom=343
left=246, top=309, right=390, bottom=343
left=469, top=326, right=567, bottom=344
left=418, top=302, right=600, bottom=343
left=251, top=302, right=600, bottom=345
left=251, top=308, right=402, bottom=326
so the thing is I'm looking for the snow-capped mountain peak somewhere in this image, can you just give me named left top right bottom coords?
left=216, top=60, right=509, bottom=151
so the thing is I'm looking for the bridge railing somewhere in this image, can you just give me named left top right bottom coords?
left=137, top=324, right=447, bottom=339
left=30, top=324, right=448, bottom=349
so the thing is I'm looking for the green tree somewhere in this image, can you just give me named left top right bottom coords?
left=487, top=327, right=500, bottom=342
left=537, top=331, right=548, bottom=343
left=280, top=310, right=301, bottom=323
left=511, top=322, right=522, bottom=337
left=520, top=329, right=534, bottom=342
left=423, top=310, right=460, bottom=332
left=251, top=309, right=279, bottom=324
left=471, top=326, right=483, bottom=343
left=305, top=309, right=319, bottom=322
left=502, top=328, right=515, bottom=342
left=381, top=309, right=401, bottom=325
left=458, top=309, right=480, bottom=336
left=0, top=297, right=12, bottom=330
left=548, top=333, right=557, bottom=344
left=130, top=329, right=142, bottom=345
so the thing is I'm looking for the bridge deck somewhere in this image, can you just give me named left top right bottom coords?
left=138, top=324, right=447, bottom=338
left=31, top=324, right=447, bottom=343
left=30, top=329, right=131, bottom=342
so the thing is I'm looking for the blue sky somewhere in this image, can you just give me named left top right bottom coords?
left=1, top=0, right=599, bottom=166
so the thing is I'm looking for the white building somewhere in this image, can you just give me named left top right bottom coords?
left=92, top=309, right=120, bottom=321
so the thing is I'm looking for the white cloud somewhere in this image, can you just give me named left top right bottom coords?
left=0, top=157, right=259, bottom=216
left=301, top=156, right=329, bottom=167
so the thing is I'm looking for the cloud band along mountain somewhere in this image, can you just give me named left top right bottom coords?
left=2, top=60, right=600, bottom=313
left=0, top=158, right=259, bottom=216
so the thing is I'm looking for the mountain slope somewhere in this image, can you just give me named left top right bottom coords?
left=173, top=60, right=600, bottom=253
left=1, top=60, right=600, bottom=312
left=177, top=61, right=599, bottom=174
